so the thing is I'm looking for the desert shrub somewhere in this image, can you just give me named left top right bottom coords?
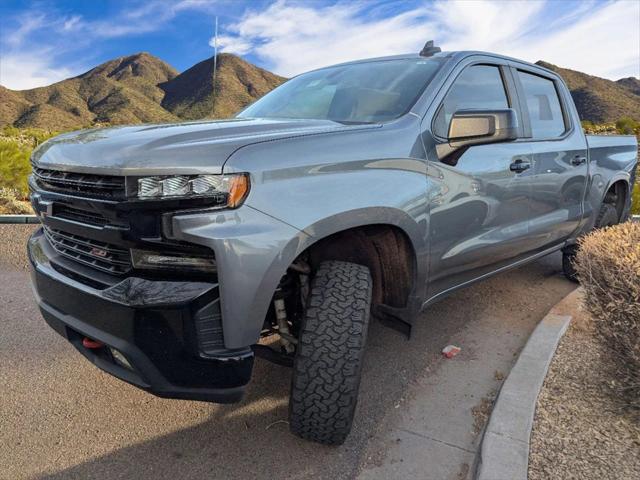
left=581, top=120, right=595, bottom=132
left=575, top=222, right=640, bottom=410
left=0, top=140, right=32, bottom=198
left=0, top=187, right=33, bottom=214
left=615, top=117, right=640, bottom=135
left=633, top=183, right=640, bottom=215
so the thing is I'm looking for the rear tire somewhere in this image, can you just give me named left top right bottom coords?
left=562, top=202, right=619, bottom=282
left=595, top=202, right=619, bottom=228
left=562, top=245, right=579, bottom=283
left=289, top=260, right=372, bottom=445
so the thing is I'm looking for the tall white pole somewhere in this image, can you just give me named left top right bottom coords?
left=212, top=16, right=219, bottom=115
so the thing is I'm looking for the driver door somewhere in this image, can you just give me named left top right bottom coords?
left=425, top=63, right=536, bottom=299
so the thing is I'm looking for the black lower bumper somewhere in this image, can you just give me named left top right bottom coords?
left=28, top=229, right=253, bottom=403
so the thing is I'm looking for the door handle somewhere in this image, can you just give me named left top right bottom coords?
left=510, top=158, right=531, bottom=173
left=571, top=155, right=587, bottom=166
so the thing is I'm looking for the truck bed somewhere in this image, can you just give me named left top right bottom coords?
left=586, top=134, right=638, bottom=173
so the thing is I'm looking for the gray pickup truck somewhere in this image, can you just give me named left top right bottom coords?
left=28, top=43, right=637, bottom=445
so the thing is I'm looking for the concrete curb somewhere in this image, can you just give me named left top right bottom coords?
left=475, top=308, right=572, bottom=480
left=632, top=215, right=640, bottom=223
left=0, top=215, right=39, bottom=224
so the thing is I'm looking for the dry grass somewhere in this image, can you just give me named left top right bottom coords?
left=529, top=301, right=640, bottom=480
left=0, top=188, right=33, bottom=214
left=575, top=222, right=640, bottom=411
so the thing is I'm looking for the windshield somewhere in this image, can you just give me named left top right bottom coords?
left=238, top=58, right=444, bottom=124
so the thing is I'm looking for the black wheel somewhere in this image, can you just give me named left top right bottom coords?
left=562, top=202, right=619, bottom=282
left=289, top=260, right=372, bottom=445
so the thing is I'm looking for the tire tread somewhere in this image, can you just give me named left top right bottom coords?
left=289, top=260, right=372, bottom=445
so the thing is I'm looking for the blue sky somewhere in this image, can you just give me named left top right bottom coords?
left=1, top=0, right=638, bottom=90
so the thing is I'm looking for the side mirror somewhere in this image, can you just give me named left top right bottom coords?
left=437, top=109, right=518, bottom=163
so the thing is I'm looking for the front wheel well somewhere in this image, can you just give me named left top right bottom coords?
left=302, top=224, right=416, bottom=309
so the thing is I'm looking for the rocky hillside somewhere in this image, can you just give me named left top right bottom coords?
left=0, top=53, right=285, bottom=129
left=537, top=61, right=640, bottom=123
left=160, top=53, right=285, bottom=119
left=0, top=53, right=636, bottom=129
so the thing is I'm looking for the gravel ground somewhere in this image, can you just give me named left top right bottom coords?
left=0, top=224, right=37, bottom=271
left=529, top=291, right=640, bottom=480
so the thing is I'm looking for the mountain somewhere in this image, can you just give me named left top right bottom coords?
left=2, top=53, right=180, bottom=129
left=160, top=53, right=286, bottom=120
left=0, top=52, right=285, bottom=130
left=1, top=53, right=637, bottom=130
left=616, top=77, right=640, bottom=96
left=536, top=61, right=640, bottom=123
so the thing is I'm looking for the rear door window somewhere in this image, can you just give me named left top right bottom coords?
left=433, top=65, right=509, bottom=138
left=518, top=71, right=566, bottom=139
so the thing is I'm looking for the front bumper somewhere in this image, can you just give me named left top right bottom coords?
left=28, top=228, right=253, bottom=403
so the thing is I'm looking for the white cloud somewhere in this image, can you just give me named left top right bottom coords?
left=90, top=0, right=219, bottom=38
left=434, top=0, right=639, bottom=80
left=212, top=35, right=253, bottom=55
left=217, top=0, right=433, bottom=76
left=62, top=15, right=83, bottom=32
left=0, top=0, right=220, bottom=89
left=1, top=0, right=637, bottom=91
left=216, top=0, right=639, bottom=80
left=508, top=0, right=640, bottom=79
left=5, top=13, right=47, bottom=48
left=0, top=53, right=74, bottom=90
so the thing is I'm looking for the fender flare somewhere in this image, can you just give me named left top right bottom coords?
left=602, top=172, right=631, bottom=204
left=254, top=206, right=429, bottom=327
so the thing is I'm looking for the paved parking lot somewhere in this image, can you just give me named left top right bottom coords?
left=0, top=226, right=575, bottom=480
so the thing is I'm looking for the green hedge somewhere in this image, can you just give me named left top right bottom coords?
left=632, top=182, right=640, bottom=215
left=0, top=127, right=61, bottom=199
left=0, top=140, right=32, bottom=199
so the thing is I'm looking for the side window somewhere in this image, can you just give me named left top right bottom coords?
left=433, top=65, right=509, bottom=138
left=518, top=71, right=566, bottom=139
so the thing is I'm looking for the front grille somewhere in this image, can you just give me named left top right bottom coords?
left=43, top=226, right=131, bottom=275
left=54, top=204, right=110, bottom=227
left=33, top=168, right=126, bottom=199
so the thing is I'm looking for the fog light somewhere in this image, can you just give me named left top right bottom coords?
left=109, top=347, right=133, bottom=370
left=131, top=249, right=216, bottom=273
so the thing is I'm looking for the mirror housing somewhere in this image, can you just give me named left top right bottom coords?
left=436, top=109, right=518, bottom=162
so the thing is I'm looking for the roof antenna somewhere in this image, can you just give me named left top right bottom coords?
left=211, top=16, right=219, bottom=115
left=420, top=40, right=441, bottom=57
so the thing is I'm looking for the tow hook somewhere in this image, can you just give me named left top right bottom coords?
left=82, top=337, right=104, bottom=349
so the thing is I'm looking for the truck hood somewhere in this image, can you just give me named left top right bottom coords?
left=32, top=118, right=374, bottom=176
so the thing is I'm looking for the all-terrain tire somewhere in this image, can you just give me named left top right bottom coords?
left=289, top=260, right=372, bottom=445
left=594, top=202, right=619, bottom=229
left=562, top=202, right=620, bottom=282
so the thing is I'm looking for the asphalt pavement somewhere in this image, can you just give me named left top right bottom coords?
left=0, top=226, right=575, bottom=480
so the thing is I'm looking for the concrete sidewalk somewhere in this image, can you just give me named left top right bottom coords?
left=357, top=268, right=577, bottom=479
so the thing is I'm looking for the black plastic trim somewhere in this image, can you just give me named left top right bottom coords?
left=29, top=232, right=253, bottom=403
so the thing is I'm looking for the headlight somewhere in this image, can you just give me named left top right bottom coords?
left=137, top=173, right=249, bottom=207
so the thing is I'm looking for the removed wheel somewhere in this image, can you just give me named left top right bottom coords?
left=289, top=260, right=372, bottom=445
left=562, top=202, right=619, bottom=282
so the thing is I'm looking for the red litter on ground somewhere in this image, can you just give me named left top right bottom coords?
left=442, top=345, right=461, bottom=358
